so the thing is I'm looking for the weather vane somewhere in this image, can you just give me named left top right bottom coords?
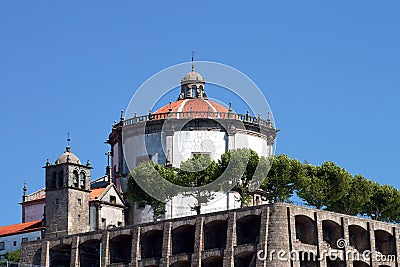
left=67, top=132, right=71, bottom=146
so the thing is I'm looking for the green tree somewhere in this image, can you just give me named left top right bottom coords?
left=262, top=154, right=304, bottom=202
left=216, top=148, right=266, bottom=206
left=298, top=161, right=351, bottom=209
left=363, top=183, right=400, bottom=222
left=176, top=154, right=218, bottom=214
left=329, top=174, right=374, bottom=215
left=127, top=160, right=176, bottom=220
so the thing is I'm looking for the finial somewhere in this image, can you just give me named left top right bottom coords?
left=46, top=158, right=50, bottom=166
left=168, top=101, right=172, bottom=112
left=228, top=102, right=232, bottom=112
left=120, top=110, right=125, bottom=121
left=106, top=151, right=111, bottom=167
left=22, top=181, right=27, bottom=202
left=86, top=160, right=91, bottom=167
left=267, top=112, right=273, bottom=127
left=65, top=146, right=71, bottom=152
left=191, top=50, right=195, bottom=71
left=23, top=181, right=27, bottom=196
left=67, top=132, right=71, bottom=146
left=105, top=152, right=112, bottom=180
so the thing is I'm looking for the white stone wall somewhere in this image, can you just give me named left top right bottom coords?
left=100, top=206, right=124, bottom=228
left=0, top=230, right=42, bottom=258
left=234, top=132, right=271, bottom=158
left=172, top=131, right=227, bottom=167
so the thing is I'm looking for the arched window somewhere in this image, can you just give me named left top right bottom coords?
left=80, top=172, right=85, bottom=188
left=184, top=87, right=189, bottom=98
left=73, top=171, right=79, bottom=187
left=191, top=85, right=197, bottom=97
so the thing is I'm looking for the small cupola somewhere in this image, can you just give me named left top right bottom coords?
left=178, top=63, right=207, bottom=100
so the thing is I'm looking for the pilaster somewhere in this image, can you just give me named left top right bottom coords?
left=191, top=216, right=205, bottom=267
left=101, top=231, right=110, bottom=267
left=223, top=211, right=237, bottom=267
left=160, top=222, right=172, bottom=267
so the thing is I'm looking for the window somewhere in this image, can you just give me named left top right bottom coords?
left=73, top=171, right=79, bottom=187
left=0, top=242, right=4, bottom=250
left=79, top=172, right=85, bottom=188
left=191, top=85, right=197, bottom=97
left=117, top=221, right=122, bottom=227
left=77, top=198, right=82, bottom=206
left=110, top=196, right=116, bottom=204
left=55, top=199, right=60, bottom=206
left=22, top=237, right=28, bottom=243
left=13, top=241, right=16, bottom=246
left=102, top=218, right=106, bottom=228
left=78, top=214, right=81, bottom=222
left=191, top=152, right=211, bottom=158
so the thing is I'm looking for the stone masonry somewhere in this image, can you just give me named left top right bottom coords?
left=20, top=203, right=399, bottom=267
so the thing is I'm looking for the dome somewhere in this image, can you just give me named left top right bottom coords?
left=55, top=146, right=81, bottom=164
left=155, top=98, right=229, bottom=114
left=181, top=69, right=205, bottom=84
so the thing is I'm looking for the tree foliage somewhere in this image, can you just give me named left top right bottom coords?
left=126, top=151, right=400, bottom=223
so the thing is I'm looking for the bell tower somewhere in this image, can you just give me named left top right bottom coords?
left=44, top=146, right=91, bottom=238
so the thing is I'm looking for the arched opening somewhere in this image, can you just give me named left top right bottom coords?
left=299, top=251, right=317, bottom=267
left=50, top=244, right=71, bottom=267
left=353, top=261, right=370, bottom=267
left=170, top=260, right=191, bottom=267
left=141, top=229, right=163, bottom=259
left=79, top=239, right=101, bottom=267
left=204, top=220, right=227, bottom=250
left=32, top=248, right=42, bottom=266
left=202, top=256, right=223, bottom=267
left=349, top=225, right=370, bottom=252
left=236, top=215, right=261, bottom=245
left=80, top=172, right=86, bottom=188
left=110, top=234, right=132, bottom=264
left=234, top=251, right=256, bottom=267
left=295, top=215, right=316, bottom=245
left=73, top=170, right=79, bottom=187
left=322, top=220, right=343, bottom=249
left=172, top=224, right=195, bottom=255
left=191, top=85, right=197, bottom=97
left=375, top=230, right=395, bottom=255
left=326, top=257, right=345, bottom=267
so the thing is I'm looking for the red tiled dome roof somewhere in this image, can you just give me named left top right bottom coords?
left=155, top=99, right=229, bottom=114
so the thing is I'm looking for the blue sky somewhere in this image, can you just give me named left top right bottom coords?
left=0, top=1, right=399, bottom=226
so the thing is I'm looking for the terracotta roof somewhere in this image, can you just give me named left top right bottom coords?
left=90, top=187, right=106, bottom=201
left=0, top=220, right=43, bottom=237
left=155, top=99, right=229, bottom=114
